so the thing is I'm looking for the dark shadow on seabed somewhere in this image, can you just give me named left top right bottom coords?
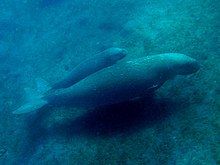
left=50, top=97, right=173, bottom=138
left=18, top=96, right=176, bottom=163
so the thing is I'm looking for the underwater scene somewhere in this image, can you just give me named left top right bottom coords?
left=0, top=0, right=219, bottom=164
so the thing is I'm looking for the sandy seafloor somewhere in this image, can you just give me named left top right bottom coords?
left=0, top=0, right=219, bottom=164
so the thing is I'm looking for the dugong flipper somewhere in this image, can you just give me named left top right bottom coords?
left=51, top=47, right=127, bottom=90
left=13, top=53, right=200, bottom=114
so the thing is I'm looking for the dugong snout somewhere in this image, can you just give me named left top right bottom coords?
left=182, top=59, right=200, bottom=75
left=104, top=47, right=128, bottom=63
left=152, top=53, right=200, bottom=76
left=177, top=57, right=200, bottom=75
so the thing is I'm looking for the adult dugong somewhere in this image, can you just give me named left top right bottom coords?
left=51, top=47, right=127, bottom=90
left=13, top=53, right=200, bottom=114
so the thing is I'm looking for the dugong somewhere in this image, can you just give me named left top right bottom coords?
left=51, top=47, right=127, bottom=90
left=13, top=53, right=200, bottom=114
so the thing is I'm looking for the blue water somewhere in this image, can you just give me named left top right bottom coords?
left=0, top=0, right=219, bottom=164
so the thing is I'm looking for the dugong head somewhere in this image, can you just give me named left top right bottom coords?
left=165, top=53, right=200, bottom=75
left=104, top=47, right=128, bottom=64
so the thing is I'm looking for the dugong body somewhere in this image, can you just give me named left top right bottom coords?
left=46, top=53, right=200, bottom=107
left=51, top=47, right=127, bottom=90
left=12, top=53, right=200, bottom=114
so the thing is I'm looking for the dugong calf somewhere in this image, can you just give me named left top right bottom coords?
left=13, top=53, right=200, bottom=114
left=51, top=47, right=127, bottom=90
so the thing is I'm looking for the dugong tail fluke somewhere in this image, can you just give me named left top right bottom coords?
left=13, top=78, right=50, bottom=114
left=13, top=96, right=47, bottom=114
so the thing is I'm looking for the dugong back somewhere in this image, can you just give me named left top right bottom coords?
left=46, top=53, right=200, bottom=109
